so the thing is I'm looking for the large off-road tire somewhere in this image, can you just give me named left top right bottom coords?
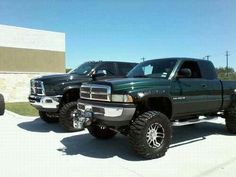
left=87, top=124, right=117, bottom=139
left=59, top=102, right=80, bottom=132
left=39, top=111, right=59, bottom=123
left=0, top=94, right=5, bottom=116
left=225, top=110, right=236, bottom=133
left=129, top=111, right=172, bottom=159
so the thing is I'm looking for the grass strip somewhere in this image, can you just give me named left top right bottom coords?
left=6, top=102, right=38, bottom=116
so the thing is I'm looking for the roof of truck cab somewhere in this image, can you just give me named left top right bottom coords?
left=87, top=61, right=138, bottom=64
left=147, top=57, right=210, bottom=62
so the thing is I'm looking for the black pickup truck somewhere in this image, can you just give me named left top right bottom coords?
left=28, top=61, right=137, bottom=131
left=76, top=58, right=236, bottom=159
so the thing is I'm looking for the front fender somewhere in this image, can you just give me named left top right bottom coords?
left=63, top=85, right=81, bottom=94
left=130, top=90, right=173, bottom=119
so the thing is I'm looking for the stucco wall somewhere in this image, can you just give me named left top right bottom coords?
left=0, top=72, right=57, bottom=102
left=0, top=25, right=66, bottom=102
left=0, top=46, right=65, bottom=73
left=0, top=24, right=66, bottom=73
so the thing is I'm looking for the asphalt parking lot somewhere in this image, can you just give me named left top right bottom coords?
left=0, top=111, right=236, bottom=177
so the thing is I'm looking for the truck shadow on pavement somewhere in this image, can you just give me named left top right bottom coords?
left=170, top=122, right=232, bottom=148
left=17, top=118, right=64, bottom=133
left=58, top=133, right=142, bottom=161
left=59, top=121, right=233, bottom=161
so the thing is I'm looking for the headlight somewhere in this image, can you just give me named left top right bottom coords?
left=111, top=94, right=133, bottom=103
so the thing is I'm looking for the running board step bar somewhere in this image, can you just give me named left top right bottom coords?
left=172, top=116, right=219, bottom=126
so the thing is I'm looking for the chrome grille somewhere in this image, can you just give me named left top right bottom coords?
left=80, top=84, right=111, bottom=101
left=31, top=80, right=45, bottom=95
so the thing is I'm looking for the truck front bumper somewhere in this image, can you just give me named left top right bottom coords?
left=28, top=95, right=62, bottom=112
left=77, top=99, right=136, bottom=127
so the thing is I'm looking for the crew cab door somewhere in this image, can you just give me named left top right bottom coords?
left=198, top=60, right=222, bottom=112
left=171, top=61, right=209, bottom=117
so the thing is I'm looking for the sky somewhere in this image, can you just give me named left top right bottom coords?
left=0, top=0, right=236, bottom=69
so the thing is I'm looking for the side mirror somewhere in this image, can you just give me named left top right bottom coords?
left=92, top=70, right=107, bottom=81
left=97, top=70, right=107, bottom=75
left=177, top=68, right=192, bottom=78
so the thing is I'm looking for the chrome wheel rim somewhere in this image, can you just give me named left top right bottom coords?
left=146, top=123, right=165, bottom=148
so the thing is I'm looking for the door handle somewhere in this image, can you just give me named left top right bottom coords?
left=201, top=84, right=207, bottom=88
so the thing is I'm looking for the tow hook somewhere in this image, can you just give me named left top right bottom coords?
left=73, top=110, right=92, bottom=130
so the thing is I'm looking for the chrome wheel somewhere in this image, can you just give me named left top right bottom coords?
left=130, top=111, right=172, bottom=159
left=146, top=123, right=165, bottom=148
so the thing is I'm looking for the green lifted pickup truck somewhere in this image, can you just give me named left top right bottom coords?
left=76, top=58, right=236, bottom=159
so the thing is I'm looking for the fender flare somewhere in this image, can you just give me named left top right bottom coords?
left=133, top=92, right=173, bottom=118
left=63, top=85, right=81, bottom=94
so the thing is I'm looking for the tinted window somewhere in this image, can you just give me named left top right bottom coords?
left=96, top=62, right=116, bottom=76
left=180, top=61, right=202, bottom=78
left=198, top=61, right=217, bottom=80
left=117, top=63, right=136, bottom=75
left=69, top=62, right=97, bottom=75
left=128, top=59, right=177, bottom=78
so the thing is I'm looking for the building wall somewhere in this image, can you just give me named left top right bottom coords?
left=0, top=25, right=66, bottom=102
left=0, top=46, right=65, bottom=72
left=0, top=24, right=65, bottom=73
left=0, top=72, right=54, bottom=102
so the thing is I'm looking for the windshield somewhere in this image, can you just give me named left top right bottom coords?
left=69, top=62, right=97, bottom=75
left=127, top=59, right=177, bottom=78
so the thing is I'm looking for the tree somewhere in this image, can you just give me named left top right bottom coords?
left=66, top=68, right=72, bottom=73
left=216, top=67, right=236, bottom=80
